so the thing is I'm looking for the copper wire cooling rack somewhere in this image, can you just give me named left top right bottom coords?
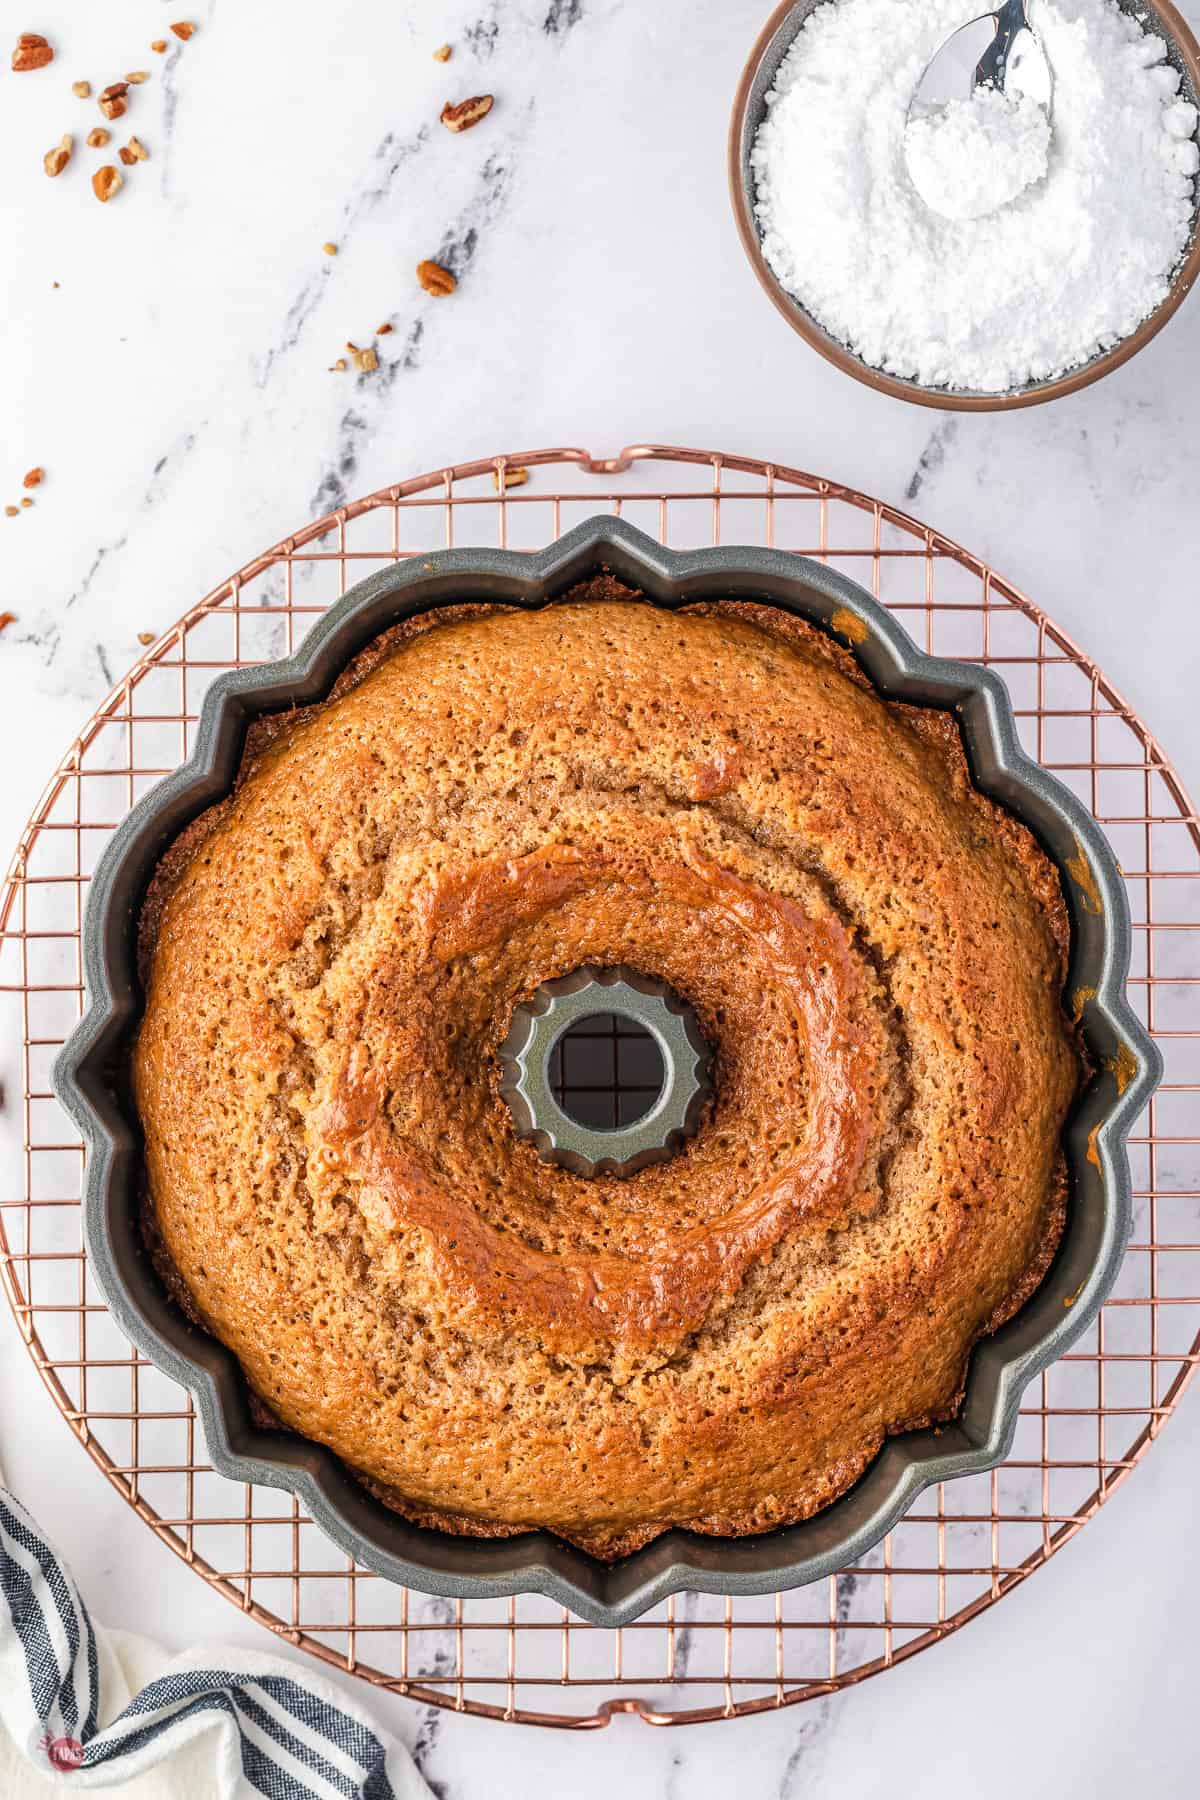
left=2, top=444, right=1198, bottom=1729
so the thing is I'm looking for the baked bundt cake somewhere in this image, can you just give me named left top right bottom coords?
left=134, top=587, right=1081, bottom=1558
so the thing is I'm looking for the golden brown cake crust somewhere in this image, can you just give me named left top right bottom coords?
left=134, top=585, right=1080, bottom=1558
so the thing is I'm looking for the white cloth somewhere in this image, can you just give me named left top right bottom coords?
left=0, top=1484, right=431, bottom=1799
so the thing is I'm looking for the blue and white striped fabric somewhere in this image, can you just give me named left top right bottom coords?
left=0, top=1486, right=431, bottom=1798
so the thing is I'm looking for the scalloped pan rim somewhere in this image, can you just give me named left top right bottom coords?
left=53, top=517, right=1161, bottom=1626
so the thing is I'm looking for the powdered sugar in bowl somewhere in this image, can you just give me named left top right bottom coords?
left=730, top=0, right=1200, bottom=408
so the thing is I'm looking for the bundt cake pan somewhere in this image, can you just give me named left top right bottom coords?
left=53, top=517, right=1160, bottom=1627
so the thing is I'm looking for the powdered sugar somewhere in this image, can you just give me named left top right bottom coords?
left=751, top=0, right=1199, bottom=392
left=906, top=88, right=1051, bottom=221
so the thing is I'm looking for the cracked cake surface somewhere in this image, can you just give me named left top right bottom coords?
left=134, top=588, right=1080, bottom=1558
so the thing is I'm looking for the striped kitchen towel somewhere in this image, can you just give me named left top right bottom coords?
left=0, top=1484, right=432, bottom=1798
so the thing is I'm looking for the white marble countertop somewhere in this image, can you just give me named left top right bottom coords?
left=2, top=1, right=1198, bottom=1792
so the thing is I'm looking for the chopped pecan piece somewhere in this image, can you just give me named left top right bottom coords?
left=98, top=81, right=129, bottom=120
left=433, top=44, right=452, bottom=62
left=43, top=134, right=72, bottom=177
left=23, top=468, right=44, bottom=489
left=13, top=33, right=54, bottom=72
left=72, top=79, right=90, bottom=97
left=92, top=163, right=123, bottom=202
left=417, top=259, right=456, bottom=296
left=170, top=21, right=195, bottom=40
left=492, top=466, right=530, bottom=491
left=86, top=127, right=110, bottom=148
left=440, top=94, right=493, bottom=132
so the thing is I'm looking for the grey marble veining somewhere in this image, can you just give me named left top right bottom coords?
left=1, top=0, right=1198, bottom=1793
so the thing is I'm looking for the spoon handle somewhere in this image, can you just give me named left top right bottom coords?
left=975, top=0, right=1030, bottom=91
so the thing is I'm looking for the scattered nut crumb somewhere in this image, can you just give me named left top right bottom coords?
left=43, top=134, right=72, bottom=178
left=12, top=33, right=54, bottom=73
left=125, top=70, right=149, bottom=83
left=86, top=126, right=110, bottom=148
left=171, top=21, right=195, bottom=41
left=345, top=341, right=379, bottom=373
left=72, top=79, right=90, bottom=98
left=433, top=43, right=452, bottom=62
left=493, top=466, right=530, bottom=491
left=440, top=94, right=493, bottom=133
left=0, top=611, right=15, bottom=631
left=151, top=39, right=168, bottom=53
left=137, top=630, right=155, bottom=645
left=92, top=163, right=123, bottom=202
left=329, top=358, right=347, bottom=372
left=376, top=322, right=394, bottom=335
left=23, top=468, right=43, bottom=489
left=20, top=497, right=33, bottom=509
left=98, top=81, right=129, bottom=120
left=322, top=241, right=337, bottom=256
left=4, top=507, right=19, bottom=519
left=417, top=258, right=456, bottom=296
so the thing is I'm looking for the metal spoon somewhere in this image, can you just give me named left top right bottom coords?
left=904, top=3, right=1053, bottom=217
left=910, top=1, right=1053, bottom=120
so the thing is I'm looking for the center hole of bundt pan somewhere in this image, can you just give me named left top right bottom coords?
left=498, top=966, right=712, bottom=1179
left=550, top=1013, right=665, bottom=1130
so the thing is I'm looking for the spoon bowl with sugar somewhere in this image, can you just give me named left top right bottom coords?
left=904, top=1, right=1054, bottom=219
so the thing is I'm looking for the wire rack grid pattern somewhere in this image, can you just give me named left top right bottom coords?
left=1, top=444, right=1197, bottom=1729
